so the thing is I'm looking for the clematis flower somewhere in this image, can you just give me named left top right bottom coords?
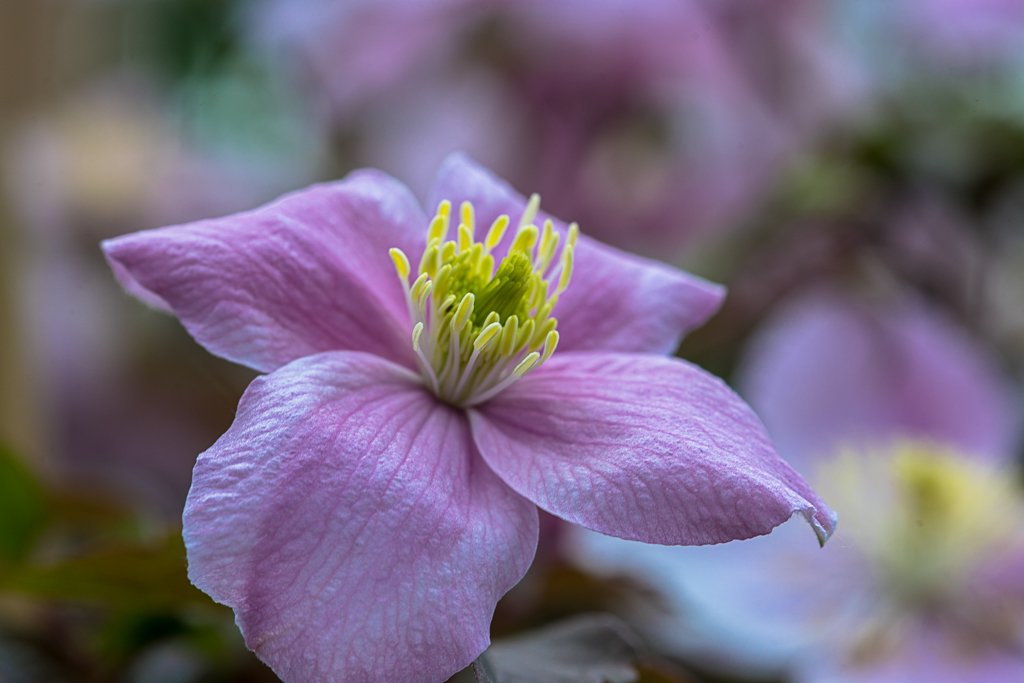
left=572, top=290, right=1024, bottom=682
left=102, top=154, right=835, bottom=682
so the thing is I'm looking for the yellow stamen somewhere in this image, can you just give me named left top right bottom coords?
left=485, top=215, right=510, bottom=252
left=390, top=195, right=577, bottom=406
left=389, top=248, right=410, bottom=280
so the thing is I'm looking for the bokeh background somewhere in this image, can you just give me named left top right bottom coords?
left=2, top=1, right=1023, bottom=681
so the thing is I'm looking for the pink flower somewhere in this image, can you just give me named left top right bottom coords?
left=102, top=155, right=834, bottom=682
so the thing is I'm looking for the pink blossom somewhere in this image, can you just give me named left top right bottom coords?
left=103, top=155, right=834, bottom=682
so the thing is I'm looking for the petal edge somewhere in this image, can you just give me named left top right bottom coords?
left=471, top=351, right=836, bottom=546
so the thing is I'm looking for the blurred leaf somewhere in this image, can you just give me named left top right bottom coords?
left=633, top=664, right=697, bottom=683
left=476, top=615, right=639, bottom=683
left=0, top=531, right=208, bottom=610
left=92, top=607, right=269, bottom=682
left=46, top=488, right=142, bottom=537
left=96, top=612, right=191, bottom=663
left=0, top=444, right=47, bottom=564
left=126, top=0, right=242, bottom=80
left=0, top=635, right=73, bottom=683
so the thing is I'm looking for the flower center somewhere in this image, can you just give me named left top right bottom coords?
left=820, top=441, right=1021, bottom=609
left=389, top=195, right=577, bottom=406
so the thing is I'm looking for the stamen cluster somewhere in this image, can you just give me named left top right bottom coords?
left=390, top=195, right=576, bottom=406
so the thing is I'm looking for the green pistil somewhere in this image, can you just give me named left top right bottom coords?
left=472, top=252, right=533, bottom=326
left=443, top=251, right=488, bottom=309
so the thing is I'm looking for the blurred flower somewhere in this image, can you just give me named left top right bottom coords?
left=246, top=0, right=486, bottom=117
left=3, top=79, right=277, bottom=515
left=572, top=290, right=1023, bottom=682
left=898, top=0, right=1024, bottom=68
left=357, top=67, right=528, bottom=198
left=7, top=77, right=313, bottom=233
left=743, top=291, right=1015, bottom=463
left=700, top=0, right=866, bottom=147
left=3, top=65, right=330, bottom=515
left=102, top=154, right=835, bottom=682
left=836, top=0, right=1024, bottom=88
left=497, top=0, right=792, bottom=255
left=248, top=0, right=864, bottom=256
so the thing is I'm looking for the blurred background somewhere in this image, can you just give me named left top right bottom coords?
left=1, top=1, right=1023, bottom=681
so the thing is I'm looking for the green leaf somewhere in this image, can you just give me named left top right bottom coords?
left=0, top=444, right=47, bottom=564
left=0, top=532, right=210, bottom=610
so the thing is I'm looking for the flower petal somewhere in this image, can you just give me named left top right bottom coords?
left=470, top=352, right=836, bottom=546
left=183, top=352, right=538, bottom=683
left=103, top=169, right=426, bottom=373
left=429, top=153, right=724, bottom=355
left=739, top=290, right=1017, bottom=465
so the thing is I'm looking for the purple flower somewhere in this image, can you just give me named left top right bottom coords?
left=573, top=290, right=1024, bottom=682
left=102, top=155, right=834, bottom=682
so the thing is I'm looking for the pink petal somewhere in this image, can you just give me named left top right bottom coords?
left=103, top=169, right=426, bottom=373
left=429, top=153, right=724, bottom=355
left=469, top=351, right=835, bottom=546
left=183, top=352, right=538, bottom=682
left=739, top=290, right=1017, bottom=466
